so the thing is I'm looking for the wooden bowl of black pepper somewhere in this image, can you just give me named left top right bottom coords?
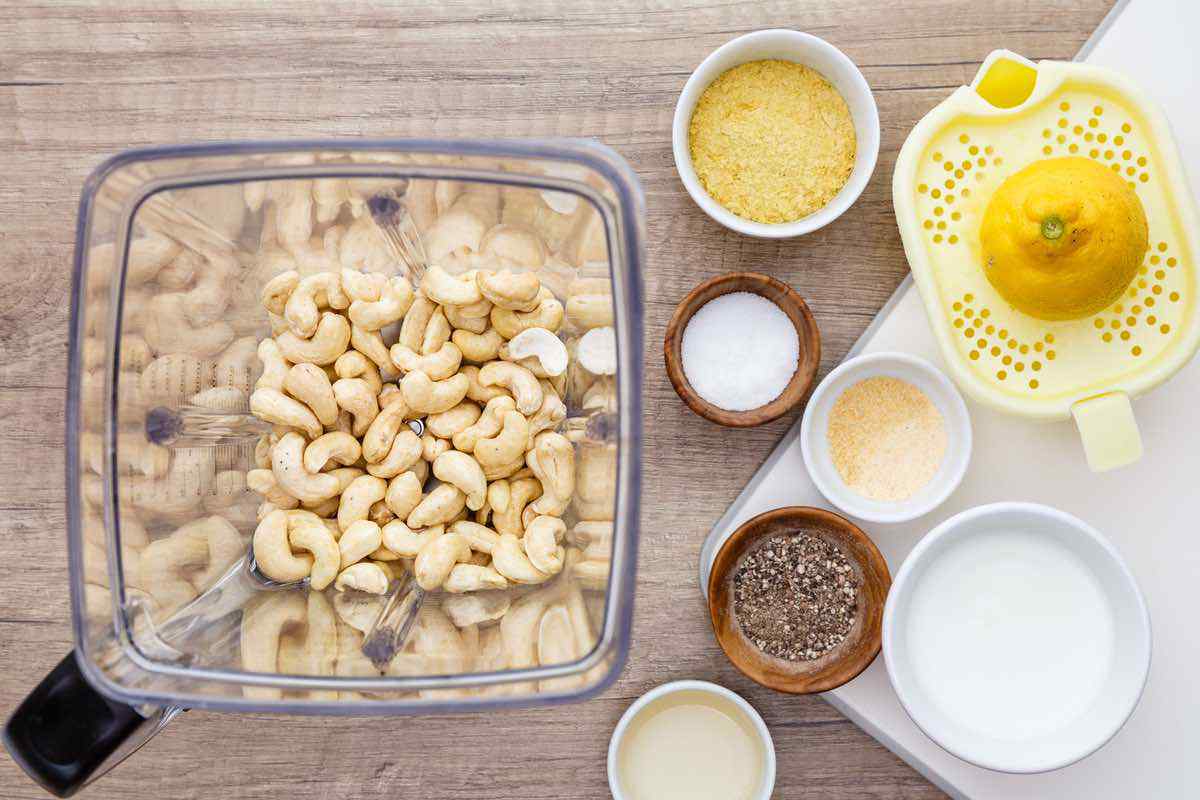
left=707, top=506, right=891, bottom=694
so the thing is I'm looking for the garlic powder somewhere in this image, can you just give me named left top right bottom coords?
left=827, top=376, right=947, bottom=502
left=688, top=60, right=856, bottom=224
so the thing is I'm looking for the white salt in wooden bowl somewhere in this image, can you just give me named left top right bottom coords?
left=800, top=352, right=972, bottom=523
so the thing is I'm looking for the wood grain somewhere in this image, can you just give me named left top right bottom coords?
left=663, top=272, right=821, bottom=427
left=0, top=1, right=1111, bottom=797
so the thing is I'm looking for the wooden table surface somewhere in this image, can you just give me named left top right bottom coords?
left=0, top=2, right=1111, bottom=797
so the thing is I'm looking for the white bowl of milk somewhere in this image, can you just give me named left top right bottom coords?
left=882, top=502, right=1151, bottom=773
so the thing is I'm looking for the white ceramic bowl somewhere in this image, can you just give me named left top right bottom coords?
left=607, top=680, right=775, bottom=800
left=882, top=503, right=1152, bottom=773
left=800, top=352, right=972, bottom=523
left=672, top=29, right=880, bottom=238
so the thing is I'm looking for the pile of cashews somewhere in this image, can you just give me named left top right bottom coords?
left=234, top=166, right=622, bottom=691
left=78, top=159, right=623, bottom=692
left=248, top=261, right=590, bottom=597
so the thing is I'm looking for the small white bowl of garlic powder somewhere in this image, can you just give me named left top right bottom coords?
left=800, top=351, right=972, bottom=523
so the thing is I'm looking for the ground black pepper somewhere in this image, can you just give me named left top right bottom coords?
left=732, top=532, right=859, bottom=661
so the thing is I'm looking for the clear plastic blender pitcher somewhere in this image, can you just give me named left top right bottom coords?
left=2, top=139, right=645, bottom=797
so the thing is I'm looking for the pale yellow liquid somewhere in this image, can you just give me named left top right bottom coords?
left=616, top=690, right=765, bottom=800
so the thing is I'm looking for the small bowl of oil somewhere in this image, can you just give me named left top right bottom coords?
left=607, top=680, right=775, bottom=800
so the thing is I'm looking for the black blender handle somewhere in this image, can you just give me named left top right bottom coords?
left=3, top=652, right=147, bottom=798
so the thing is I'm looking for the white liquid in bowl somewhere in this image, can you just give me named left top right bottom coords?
left=905, top=528, right=1116, bottom=741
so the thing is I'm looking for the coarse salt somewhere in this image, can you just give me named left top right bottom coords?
left=681, top=292, right=799, bottom=411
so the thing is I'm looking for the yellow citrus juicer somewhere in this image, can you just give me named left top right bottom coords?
left=893, top=50, right=1200, bottom=471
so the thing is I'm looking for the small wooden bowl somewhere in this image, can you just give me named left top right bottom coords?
left=707, top=506, right=891, bottom=694
left=663, top=272, right=820, bottom=427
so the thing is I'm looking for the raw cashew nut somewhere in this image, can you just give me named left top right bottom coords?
left=401, top=370, right=470, bottom=414
left=381, top=520, right=443, bottom=557
left=276, top=311, right=351, bottom=365
left=577, top=326, right=617, bottom=375
left=255, top=339, right=291, bottom=391
left=527, top=431, right=575, bottom=516
left=210, top=336, right=259, bottom=395
left=327, top=466, right=367, bottom=495
left=473, top=409, right=531, bottom=470
left=349, top=323, right=394, bottom=374
left=479, top=225, right=547, bottom=270
left=452, top=395, right=517, bottom=452
left=478, top=361, right=543, bottom=415
left=144, top=293, right=235, bottom=357
left=500, top=327, right=568, bottom=377
left=566, top=279, right=614, bottom=331
left=89, top=233, right=180, bottom=291
left=288, top=513, right=341, bottom=590
left=537, top=605, right=583, bottom=690
left=420, top=308, right=452, bottom=355
left=573, top=558, right=610, bottom=590
left=340, top=268, right=386, bottom=302
left=442, top=563, right=508, bottom=593
left=362, top=398, right=410, bottom=463
left=241, top=591, right=307, bottom=698
left=433, top=450, right=487, bottom=511
left=524, top=515, right=567, bottom=575
left=422, top=264, right=483, bottom=307
left=407, top=483, right=467, bottom=529
left=493, top=533, right=551, bottom=585
left=451, top=328, right=504, bottom=363
left=365, top=430, right=423, bottom=479
left=384, top=471, right=424, bottom=519
left=462, top=364, right=511, bottom=404
left=332, top=377, right=379, bottom=437
left=398, top=294, right=437, bottom=352
left=252, top=509, right=314, bottom=583
left=490, top=288, right=564, bottom=339
left=525, top=392, right=567, bottom=448
left=334, top=562, right=390, bottom=594
left=349, top=275, right=413, bottom=330
left=573, top=443, right=616, bottom=521
left=337, top=475, right=387, bottom=533
left=303, top=432, right=362, bottom=473
left=139, top=354, right=214, bottom=406
left=426, top=401, right=481, bottom=439
left=284, top=363, right=339, bottom=427
left=251, top=388, right=322, bottom=439
left=421, top=432, right=450, bottom=463
left=444, top=303, right=490, bottom=334
left=426, top=205, right=489, bottom=261
left=368, top=500, right=395, bottom=527
left=261, top=270, right=300, bottom=316
left=442, top=586, right=511, bottom=620
left=338, top=519, right=383, bottom=569
left=492, top=477, right=542, bottom=537
left=477, top=268, right=541, bottom=311
left=285, top=272, right=349, bottom=338
left=247, top=468, right=300, bottom=509
left=449, top=520, right=500, bottom=554
left=272, top=432, right=342, bottom=503
left=333, top=349, right=383, bottom=396
left=390, top=341, right=462, bottom=380
left=501, top=588, right=554, bottom=669
left=414, top=531, right=471, bottom=590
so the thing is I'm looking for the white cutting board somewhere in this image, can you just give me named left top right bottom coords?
left=700, top=1, right=1200, bottom=797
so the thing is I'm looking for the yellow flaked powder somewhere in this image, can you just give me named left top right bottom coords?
left=688, top=59, right=856, bottom=224
left=827, top=377, right=947, bottom=502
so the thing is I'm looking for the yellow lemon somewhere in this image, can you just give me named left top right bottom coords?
left=980, top=156, right=1148, bottom=321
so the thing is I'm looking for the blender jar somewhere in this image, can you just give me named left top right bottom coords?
left=4, top=140, right=644, bottom=797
